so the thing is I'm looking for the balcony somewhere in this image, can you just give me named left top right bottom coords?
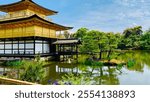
left=0, top=14, right=52, bottom=22
left=0, top=14, right=32, bottom=21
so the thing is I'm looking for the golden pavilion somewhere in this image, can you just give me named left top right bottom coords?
left=0, top=0, right=75, bottom=58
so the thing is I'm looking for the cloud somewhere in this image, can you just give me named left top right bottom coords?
left=54, top=0, right=150, bottom=33
left=115, top=0, right=148, bottom=6
left=118, top=10, right=150, bottom=19
left=70, top=10, right=127, bottom=32
left=115, top=0, right=150, bottom=19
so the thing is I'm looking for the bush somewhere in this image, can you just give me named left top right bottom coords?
left=2, top=60, right=24, bottom=69
left=20, top=60, right=46, bottom=83
left=127, top=59, right=135, bottom=68
left=59, top=73, right=93, bottom=85
left=84, top=59, right=93, bottom=66
left=84, top=59, right=103, bottom=67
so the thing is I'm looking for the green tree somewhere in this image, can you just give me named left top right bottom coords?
left=75, top=28, right=121, bottom=60
left=95, top=31, right=107, bottom=59
left=79, top=30, right=108, bottom=59
left=123, top=26, right=142, bottom=38
left=74, top=28, right=88, bottom=40
left=80, top=30, right=98, bottom=54
left=121, top=26, right=143, bottom=49
left=106, top=32, right=119, bottom=60
left=141, top=30, right=150, bottom=50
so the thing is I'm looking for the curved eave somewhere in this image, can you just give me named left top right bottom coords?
left=29, top=0, right=58, bottom=15
left=0, top=14, right=73, bottom=31
left=0, top=0, right=58, bottom=15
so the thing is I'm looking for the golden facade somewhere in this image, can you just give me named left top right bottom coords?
left=0, top=0, right=72, bottom=57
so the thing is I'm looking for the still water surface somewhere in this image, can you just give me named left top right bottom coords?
left=44, top=51, right=150, bottom=85
left=0, top=51, right=150, bottom=85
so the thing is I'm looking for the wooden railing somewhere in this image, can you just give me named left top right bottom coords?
left=0, top=14, right=32, bottom=21
left=0, top=77, right=39, bottom=85
left=0, top=14, right=52, bottom=21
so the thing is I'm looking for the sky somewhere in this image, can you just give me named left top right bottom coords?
left=0, top=0, right=150, bottom=33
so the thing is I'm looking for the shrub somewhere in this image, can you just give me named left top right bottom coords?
left=84, top=59, right=103, bottom=67
left=20, top=60, right=46, bottom=83
left=2, top=60, right=24, bottom=69
left=59, top=73, right=93, bottom=85
left=127, top=59, right=135, bottom=68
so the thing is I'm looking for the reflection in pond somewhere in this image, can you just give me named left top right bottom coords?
left=0, top=51, right=150, bottom=85
left=0, top=67, right=19, bottom=79
left=45, top=64, right=121, bottom=85
left=44, top=51, right=150, bottom=85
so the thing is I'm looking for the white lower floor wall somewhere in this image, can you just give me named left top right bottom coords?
left=0, top=38, right=51, bottom=55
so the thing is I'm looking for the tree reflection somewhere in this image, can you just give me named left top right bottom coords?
left=45, top=51, right=150, bottom=85
left=118, top=51, right=150, bottom=72
left=57, top=65, right=121, bottom=85
left=93, top=66, right=120, bottom=85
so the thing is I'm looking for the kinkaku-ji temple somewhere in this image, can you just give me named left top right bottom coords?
left=0, top=0, right=80, bottom=59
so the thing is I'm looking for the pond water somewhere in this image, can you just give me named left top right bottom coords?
left=43, top=51, right=150, bottom=85
left=0, top=51, right=150, bottom=85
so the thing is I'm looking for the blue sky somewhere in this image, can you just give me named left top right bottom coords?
left=0, top=0, right=150, bottom=33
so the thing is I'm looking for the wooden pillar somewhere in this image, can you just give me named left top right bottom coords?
left=56, top=44, right=61, bottom=61
left=71, top=44, right=73, bottom=52
left=63, top=45, right=65, bottom=52
left=58, top=45, right=60, bottom=52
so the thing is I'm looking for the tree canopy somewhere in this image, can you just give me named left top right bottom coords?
left=141, top=30, right=150, bottom=50
left=73, top=28, right=121, bottom=60
left=73, top=26, right=150, bottom=60
left=119, top=26, right=143, bottom=49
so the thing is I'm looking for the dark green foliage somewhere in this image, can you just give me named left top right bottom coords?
left=119, top=26, right=143, bottom=49
left=2, top=60, right=24, bottom=68
left=92, top=61, right=103, bottom=66
left=84, top=59, right=93, bottom=66
left=127, top=59, right=136, bottom=68
left=123, top=26, right=142, bottom=38
left=84, top=59, right=103, bottom=67
left=73, top=28, right=88, bottom=40
left=20, top=60, right=46, bottom=83
left=59, top=73, right=92, bottom=85
left=105, top=32, right=119, bottom=60
left=80, top=34, right=98, bottom=54
left=74, top=28, right=120, bottom=60
left=74, top=26, right=150, bottom=51
left=140, top=31, right=150, bottom=50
